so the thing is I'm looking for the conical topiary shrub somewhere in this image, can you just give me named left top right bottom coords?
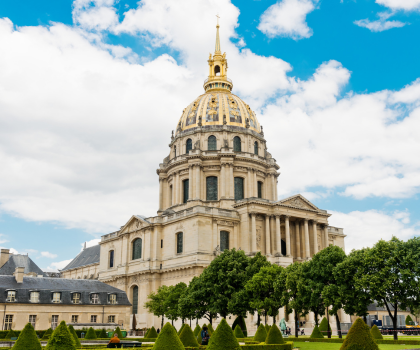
left=253, top=323, right=267, bottom=342
left=265, top=324, right=284, bottom=345
left=178, top=324, right=186, bottom=336
left=265, top=324, right=270, bottom=333
left=370, top=325, right=383, bottom=340
left=42, top=328, right=53, bottom=340
left=12, top=323, right=41, bottom=350
left=207, top=318, right=240, bottom=350
left=208, top=323, right=214, bottom=335
left=145, top=328, right=150, bottom=338
left=310, top=325, right=324, bottom=339
left=152, top=322, right=185, bottom=350
left=84, top=327, right=97, bottom=340
left=234, top=324, right=245, bottom=338
left=45, top=321, right=76, bottom=350
left=193, top=325, right=201, bottom=337
left=68, top=325, right=81, bottom=347
left=406, top=315, right=413, bottom=325
left=115, top=327, right=123, bottom=339
left=147, top=326, right=158, bottom=338
left=5, top=329, right=17, bottom=339
left=179, top=324, right=199, bottom=348
left=197, top=327, right=203, bottom=344
left=99, top=328, right=107, bottom=338
left=340, top=318, right=379, bottom=350
left=232, top=316, right=248, bottom=337
left=319, top=317, right=331, bottom=336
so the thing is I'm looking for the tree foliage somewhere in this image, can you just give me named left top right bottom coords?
left=145, top=285, right=171, bottom=328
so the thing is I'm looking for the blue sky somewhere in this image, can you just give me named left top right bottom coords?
left=0, top=0, right=419, bottom=270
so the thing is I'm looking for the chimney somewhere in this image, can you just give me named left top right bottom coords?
left=83, top=242, right=86, bottom=250
left=0, top=249, right=10, bottom=268
left=14, top=266, right=25, bottom=283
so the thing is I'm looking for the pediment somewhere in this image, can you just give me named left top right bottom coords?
left=120, top=215, right=150, bottom=234
left=278, top=194, right=319, bottom=211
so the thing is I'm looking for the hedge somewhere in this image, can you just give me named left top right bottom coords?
left=288, top=337, right=420, bottom=345
left=239, top=343, right=293, bottom=350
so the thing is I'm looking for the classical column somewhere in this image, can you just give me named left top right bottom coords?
left=312, top=221, right=318, bottom=255
left=304, top=219, right=310, bottom=259
left=174, top=172, right=178, bottom=204
left=195, top=164, right=201, bottom=200
left=251, top=213, right=257, bottom=252
left=265, top=215, right=271, bottom=256
left=285, top=215, right=291, bottom=257
left=253, top=170, right=258, bottom=197
left=188, top=165, right=193, bottom=200
left=271, top=174, right=276, bottom=200
left=178, top=172, right=182, bottom=204
left=229, top=164, right=234, bottom=199
left=295, top=221, right=301, bottom=259
left=275, top=175, right=278, bottom=201
left=275, top=215, right=281, bottom=256
left=158, top=178, right=163, bottom=211
left=324, top=225, right=329, bottom=248
left=221, top=164, right=226, bottom=198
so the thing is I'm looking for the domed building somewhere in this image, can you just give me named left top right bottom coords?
left=61, top=24, right=348, bottom=331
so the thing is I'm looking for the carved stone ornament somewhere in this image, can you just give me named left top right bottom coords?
left=204, top=166, right=220, bottom=171
left=234, top=166, right=247, bottom=172
left=256, top=227, right=262, bottom=249
left=289, top=198, right=306, bottom=208
left=224, top=139, right=229, bottom=147
left=180, top=169, right=189, bottom=175
left=217, top=220, right=234, bottom=226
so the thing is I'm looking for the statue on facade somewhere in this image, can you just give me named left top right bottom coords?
left=280, top=318, right=287, bottom=335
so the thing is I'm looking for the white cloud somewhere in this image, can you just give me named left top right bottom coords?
left=329, top=210, right=420, bottom=253
left=258, top=0, right=318, bottom=40
left=41, top=251, right=58, bottom=259
left=0, top=234, right=8, bottom=245
left=376, top=0, right=420, bottom=11
left=354, top=11, right=406, bottom=32
left=45, top=259, right=73, bottom=272
left=73, top=0, right=119, bottom=31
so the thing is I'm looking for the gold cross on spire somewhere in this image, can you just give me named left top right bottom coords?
left=216, top=14, right=220, bottom=26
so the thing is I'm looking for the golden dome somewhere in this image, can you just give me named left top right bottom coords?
left=176, top=91, right=261, bottom=134
left=175, top=23, right=261, bottom=135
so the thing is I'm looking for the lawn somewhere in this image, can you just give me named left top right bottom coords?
left=294, top=343, right=420, bottom=350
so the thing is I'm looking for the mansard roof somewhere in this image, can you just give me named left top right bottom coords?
left=61, top=245, right=100, bottom=272
left=0, top=254, right=45, bottom=276
left=0, top=276, right=131, bottom=306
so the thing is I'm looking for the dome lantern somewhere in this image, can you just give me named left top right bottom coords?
left=203, top=20, right=233, bottom=93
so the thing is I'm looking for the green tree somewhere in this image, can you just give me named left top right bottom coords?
left=145, top=285, right=171, bottom=329
left=340, top=318, right=378, bottom=350
left=231, top=316, right=247, bottom=337
left=275, top=262, right=305, bottom=338
left=354, top=237, right=420, bottom=340
left=310, top=325, right=324, bottom=339
left=193, top=324, right=201, bottom=337
left=245, top=264, right=285, bottom=325
left=42, top=328, right=53, bottom=340
left=319, top=317, right=331, bottom=335
left=147, top=326, right=158, bottom=338
left=370, top=325, right=383, bottom=340
left=151, top=322, right=185, bottom=350
left=45, top=321, right=76, bottom=350
left=5, top=329, right=17, bottom=339
left=233, top=324, right=244, bottom=338
left=165, top=283, right=187, bottom=325
left=406, top=315, right=414, bottom=325
left=115, top=327, right=123, bottom=339
left=84, top=327, right=97, bottom=340
left=178, top=284, right=198, bottom=324
left=265, top=324, right=284, bottom=345
left=68, top=325, right=81, bottom=347
left=12, top=323, right=41, bottom=350
left=179, top=324, right=199, bottom=348
left=207, top=318, right=240, bottom=350
left=253, top=323, right=267, bottom=342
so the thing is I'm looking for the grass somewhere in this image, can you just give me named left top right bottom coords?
left=294, top=343, right=420, bottom=350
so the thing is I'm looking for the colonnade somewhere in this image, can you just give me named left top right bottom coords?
left=249, top=214, right=330, bottom=258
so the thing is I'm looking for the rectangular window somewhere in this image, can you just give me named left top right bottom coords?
left=109, top=250, right=114, bottom=268
left=183, top=179, right=189, bottom=203
left=177, top=232, right=183, bottom=254
left=234, top=177, right=244, bottom=200
left=161, top=239, right=163, bottom=248
left=220, top=231, right=230, bottom=252
left=108, top=315, right=115, bottom=323
left=109, top=294, right=117, bottom=304
left=30, top=292, right=40, bottom=303
left=72, top=293, right=81, bottom=304
left=29, top=315, right=36, bottom=328
left=258, top=181, right=263, bottom=199
left=4, top=315, right=13, bottom=330
left=6, top=291, right=16, bottom=302
left=52, top=292, right=61, bottom=303
left=206, top=176, right=218, bottom=200
left=91, top=315, right=97, bottom=323
left=51, top=315, right=59, bottom=330
left=71, top=315, right=79, bottom=323
left=91, top=293, right=99, bottom=304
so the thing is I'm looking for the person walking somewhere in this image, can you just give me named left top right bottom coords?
left=201, top=326, right=210, bottom=345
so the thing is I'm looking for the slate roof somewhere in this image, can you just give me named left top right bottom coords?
left=367, top=302, right=407, bottom=312
left=0, top=276, right=131, bottom=306
left=61, top=245, right=100, bottom=272
left=0, top=254, right=45, bottom=276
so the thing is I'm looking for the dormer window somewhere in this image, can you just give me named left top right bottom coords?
left=52, top=292, right=61, bottom=303
left=30, top=292, right=40, bottom=303
left=6, top=291, right=16, bottom=302
left=91, top=293, right=99, bottom=304
left=72, top=293, right=81, bottom=304
left=109, top=294, right=117, bottom=304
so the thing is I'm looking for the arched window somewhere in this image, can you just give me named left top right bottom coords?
left=258, top=181, right=263, bottom=199
left=208, top=135, right=217, bottom=150
left=233, top=136, right=241, bottom=152
left=169, top=185, right=173, bottom=206
left=254, top=141, right=258, bottom=155
left=214, top=65, right=220, bottom=76
left=109, top=250, right=114, bottom=268
left=132, top=238, right=142, bottom=260
left=132, top=286, right=138, bottom=314
left=183, top=179, right=189, bottom=203
left=206, top=176, right=218, bottom=200
left=174, top=146, right=177, bottom=157
left=176, top=232, right=183, bottom=254
left=234, top=177, right=244, bottom=200
left=186, top=139, right=192, bottom=154
left=220, top=231, right=230, bottom=252
left=281, top=239, right=287, bottom=256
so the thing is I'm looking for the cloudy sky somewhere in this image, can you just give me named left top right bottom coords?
left=0, top=0, right=419, bottom=271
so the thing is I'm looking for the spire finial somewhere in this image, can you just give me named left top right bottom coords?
left=215, top=14, right=221, bottom=53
